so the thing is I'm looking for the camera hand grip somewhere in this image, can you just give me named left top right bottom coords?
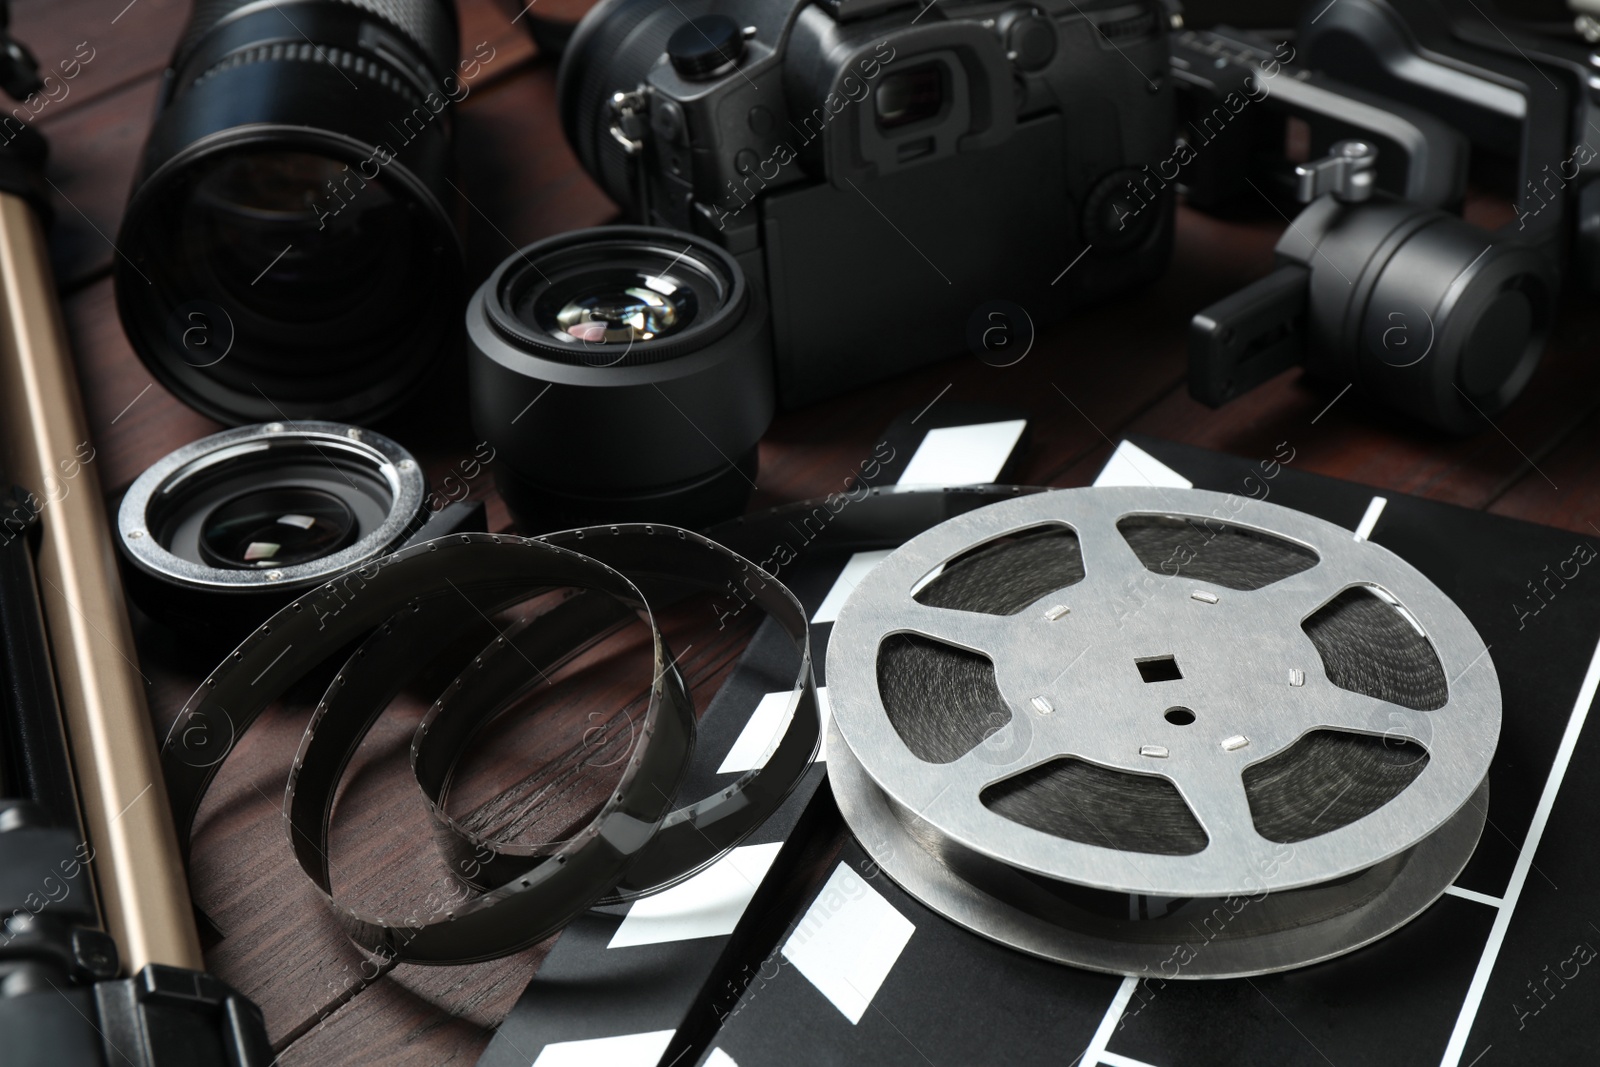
left=1188, top=264, right=1309, bottom=408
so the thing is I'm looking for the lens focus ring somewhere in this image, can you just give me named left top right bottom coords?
left=177, top=0, right=459, bottom=81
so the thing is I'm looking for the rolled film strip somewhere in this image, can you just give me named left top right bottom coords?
left=161, top=528, right=817, bottom=965
left=413, top=524, right=820, bottom=902
left=825, top=486, right=1501, bottom=978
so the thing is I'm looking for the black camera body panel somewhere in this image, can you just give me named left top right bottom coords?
left=561, top=0, right=1176, bottom=408
left=758, top=113, right=1079, bottom=406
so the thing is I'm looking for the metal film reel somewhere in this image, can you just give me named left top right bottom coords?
left=827, top=487, right=1500, bottom=978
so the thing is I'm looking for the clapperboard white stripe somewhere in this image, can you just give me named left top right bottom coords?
left=718, top=688, right=833, bottom=774
left=1353, top=496, right=1388, bottom=541
left=607, top=843, right=784, bottom=950
left=528, top=1028, right=675, bottom=1067
left=703, top=1050, right=740, bottom=1067
left=1092, top=440, right=1194, bottom=489
left=810, top=550, right=894, bottom=625
left=1440, top=630, right=1600, bottom=1066
left=1099, top=1051, right=1163, bottom=1067
left=811, top=420, right=1029, bottom=624
left=1079, top=976, right=1140, bottom=1066
left=780, top=863, right=916, bottom=1024
left=896, top=419, right=1027, bottom=486
left=1442, top=885, right=1504, bottom=909
left=717, top=692, right=796, bottom=774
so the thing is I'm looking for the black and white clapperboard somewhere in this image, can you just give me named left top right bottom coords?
left=479, top=431, right=1600, bottom=1067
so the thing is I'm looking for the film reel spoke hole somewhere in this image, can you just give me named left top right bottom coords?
left=912, top=524, right=1084, bottom=616
left=1163, top=706, right=1195, bottom=726
left=1303, top=586, right=1447, bottom=711
left=1242, top=729, right=1431, bottom=843
left=980, top=757, right=1209, bottom=856
left=878, top=633, right=1009, bottom=764
left=1117, top=514, right=1320, bottom=591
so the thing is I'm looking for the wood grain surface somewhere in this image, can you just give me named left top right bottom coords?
left=23, top=1, right=1598, bottom=1063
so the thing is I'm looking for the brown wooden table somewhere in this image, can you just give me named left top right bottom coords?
left=26, top=1, right=1600, bottom=1062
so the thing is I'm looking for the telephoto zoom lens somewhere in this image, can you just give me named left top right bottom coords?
left=467, top=227, right=774, bottom=532
left=115, top=0, right=465, bottom=425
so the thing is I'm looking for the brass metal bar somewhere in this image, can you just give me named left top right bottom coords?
left=0, top=192, right=202, bottom=971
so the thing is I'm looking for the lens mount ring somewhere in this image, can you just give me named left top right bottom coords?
left=118, top=421, right=426, bottom=594
left=483, top=227, right=749, bottom=367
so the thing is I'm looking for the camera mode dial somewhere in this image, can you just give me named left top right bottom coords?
left=668, top=14, right=746, bottom=81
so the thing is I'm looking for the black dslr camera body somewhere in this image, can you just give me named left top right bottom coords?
left=559, top=0, right=1177, bottom=407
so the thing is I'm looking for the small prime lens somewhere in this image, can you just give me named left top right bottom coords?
left=118, top=422, right=427, bottom=640
left=468, top=227, right=774, bottom=531
left=115, top=0, right=464, bottom=425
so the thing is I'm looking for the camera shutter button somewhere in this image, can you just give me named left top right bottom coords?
left=668, top=14, right=746, bottom=81
left=998, top=9, right=1056, bottom=73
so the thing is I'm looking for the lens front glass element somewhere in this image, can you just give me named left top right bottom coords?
left=495, top=236, right=738, bottom=366
left=185, top=151, right=411, bottom=332
left=129, top=144, right=455, bottom=418
left=542, top=271, right=698, bottom=344
left=199, top=486, right=360, bottom=569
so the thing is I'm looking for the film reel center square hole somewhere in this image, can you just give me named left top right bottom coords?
left=1163, top=706, right=1196, bottom=726
left=1135, top=655, right=1182, bottom=683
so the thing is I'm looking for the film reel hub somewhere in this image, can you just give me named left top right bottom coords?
left=827, top=487, right=1500, bottom=976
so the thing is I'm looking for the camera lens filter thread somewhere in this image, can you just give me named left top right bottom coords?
left=826, top=486, right=1500, bottom=978
left=117, top=421, right=426, bottom=637
left=468, top=227, right=774, bottom=532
